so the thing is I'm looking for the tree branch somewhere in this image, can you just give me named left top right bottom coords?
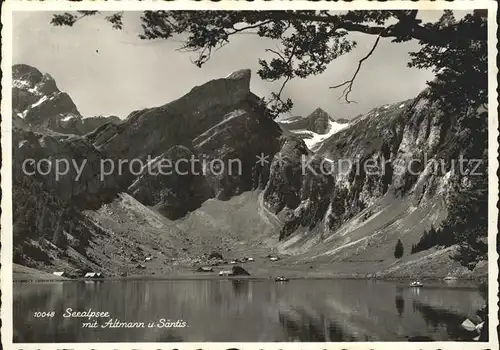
left=229, top=20, right=274, bottom=35
left=272, top=12, right=486, bottom=45
left=265, top=48, right=286, bottom=64
left=330, top=34, right=382, bottom=103
left=262, top=40, right=298, bottom=115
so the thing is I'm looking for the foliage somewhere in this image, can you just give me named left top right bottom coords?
left=13, top=174, right=90, bottom=257
left=51, top=10, right=487, bottom=114
left=408, top=10, right=488, bottom=110
left=409, top=12, right=488, bottom=268
left=410, top=225, right=456, bottom=254
left=445, top=157, right=488, bottom=269
left=394, top=239, right=404, bottom=259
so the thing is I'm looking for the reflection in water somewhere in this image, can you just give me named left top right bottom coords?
left=395, top=295, right=405, bottom=317
left=278, top=309, right=355, bottom=341
left=13, top=279, right=483, bottom=342
left=412, top=300, right=481, bottom=341
left=231, top=280, right=249, bottom=297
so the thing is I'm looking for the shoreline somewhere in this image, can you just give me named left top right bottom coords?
left=13, top=272, right=483, bottom=286
left=13, top=262, right=486, bottom=284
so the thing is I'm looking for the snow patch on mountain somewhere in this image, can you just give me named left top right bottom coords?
left=61, top=114, right=78, bottom=122
left=13, top=79, right=31, bottom=89
left=31, top=95, right=48, bottom=108
left=291, top=118, right=349, bottom=151
left=278, top=117, right=299, bottom=124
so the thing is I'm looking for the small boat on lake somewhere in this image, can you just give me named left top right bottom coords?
left=409, top=281, right=423, bottom=287
left=275, top=276, right=289, bottom=282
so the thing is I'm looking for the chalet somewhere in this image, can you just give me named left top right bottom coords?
left=218, top=270, right=233, bottom=276
left=84, top=272, right=104, bottom=278
left=52, top=271, right=66, bottom=277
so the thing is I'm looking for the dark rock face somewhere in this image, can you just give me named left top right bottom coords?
left=89, top=69, right=258, bottom=159
left=13, top=129, right=129, bottom=209
left=127, top=145, right=211, bottom=220
left=263, top=136, right=335, bottom=239
left=13, top=123, right=130, bottom=272
left=192, top=98, right=281, bottom=199
left=13, top=64, right=58, bottom=110
left=264, top=137, right=310, bottom=214
left=94, top=69, right=281, bottom=219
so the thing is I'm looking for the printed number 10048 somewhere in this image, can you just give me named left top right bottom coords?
left=33, top=311, right=55, bottom=318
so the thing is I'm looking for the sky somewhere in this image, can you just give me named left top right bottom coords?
left=13, top=11, right=444, bottom=120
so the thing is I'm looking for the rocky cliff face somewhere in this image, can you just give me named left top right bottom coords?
left=264, top=94, right=461, bottom=242
left=12, top=65, right=485, bottom=278
left=90, top=69, right=281, bottom=219
left=89, top=69, right=258, bottom=157
left=259, top=90, right=484, bottom=279
left=13, top=129, right=128, bottom=209
left=12, top=64, right=119, bottom=135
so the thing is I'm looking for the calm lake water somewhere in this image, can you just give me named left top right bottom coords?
left=13, top=279, right=485, bottom=342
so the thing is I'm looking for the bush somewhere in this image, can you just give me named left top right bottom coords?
left=394, top=239, right=404, bottom=259
left=411, top=225, right=456, bottom=254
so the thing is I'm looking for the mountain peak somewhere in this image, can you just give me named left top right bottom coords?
left=226, top=68, right=251, bottom=81
left=308, top=107, right=329, bottom=117
left=13, top=63, right=42, bottom=76
left=305, top=107, right=332, bottom=134
left=12, top=64, right=122, bottom=135
left=13, top=64, right=44, bottom=87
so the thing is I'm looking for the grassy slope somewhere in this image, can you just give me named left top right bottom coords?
left=16, top=188, right=485, bottom=280
left=278, top=193, right=486, bottom=279
left=13, top=263, right=69, bottom=281
left=43, top=192, right=284, bottom=279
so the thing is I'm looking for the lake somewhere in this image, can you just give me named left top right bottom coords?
left=13, top=279, right=485, bottom=342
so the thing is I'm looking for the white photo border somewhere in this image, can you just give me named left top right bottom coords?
left=1, top=1, right=498, bottom=349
